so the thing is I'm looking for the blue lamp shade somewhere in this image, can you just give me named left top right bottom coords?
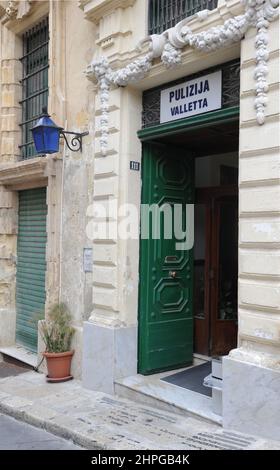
left=31, top=109, right=63, bottom=154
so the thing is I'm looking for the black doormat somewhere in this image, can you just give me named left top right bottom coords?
left=161, top=361, right=212, bottom=397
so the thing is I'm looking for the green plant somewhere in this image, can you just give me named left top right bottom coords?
left=40, top=303, right=75, bottom=353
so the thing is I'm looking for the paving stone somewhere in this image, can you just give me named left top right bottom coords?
left=0, top=391, right=10, bottom=400
left=20, top=404, right=59, bottom=424
left=0, top=371, right=279, bottom=450
left=1, top=395, right=33, bottom=409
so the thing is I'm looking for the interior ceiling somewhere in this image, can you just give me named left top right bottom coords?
left=158, top=120, right=239, bottom=157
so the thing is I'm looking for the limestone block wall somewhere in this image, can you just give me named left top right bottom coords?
left=237, top=16, right=280, bottom=366
left=79, top=0, right=147, bottom=65
left=79, top=0, right=145, bottom=331
left=0, top=25, right=21, bottom=163
left=85, top=0, right=280, bottom=355
left=0, top=1, right=95, bottom=364
left=0, top=186, right=17, bottom=346
left=0, top=16, right=20, bottom=347
left=58, top=1, right=96, bottom=328
left=44, top=157, right=62, bottom=313
left=0, top=2, right=52, bottom=352
left=90, top=85, right=142, bottom=328
left=34, top=0, right=97, bottom=377
left=84, top=0, right=243, bottom=333
left=81, top=0, right=249, bottom=392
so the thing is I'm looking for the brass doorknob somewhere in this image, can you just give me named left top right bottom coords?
left=169, top=271, right=177, bottom=279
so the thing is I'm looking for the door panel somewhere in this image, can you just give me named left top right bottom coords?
left=194, top=187, right=238, bottom=357
left=139, top=143, right=194, bottom=374
left=211, top=196, right=238, bottom=356
left=16, top=188, right=47, bottom=352
left=194, top=203, right=211, bottom=355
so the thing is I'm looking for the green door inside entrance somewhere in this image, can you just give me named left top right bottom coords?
left=16, top=187, right=48, bottom=352
left=139, top=143, right=194, bottom=374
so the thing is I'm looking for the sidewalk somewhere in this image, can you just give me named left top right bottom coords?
left=0, top=371, right=279, bottom=450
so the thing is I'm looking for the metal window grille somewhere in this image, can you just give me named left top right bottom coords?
left=148, top=0, right=218, bottom=35
left=19, top=18, right=49, bottom=160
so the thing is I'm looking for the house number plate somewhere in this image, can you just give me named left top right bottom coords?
left=130, top=161, right=140, bottom=171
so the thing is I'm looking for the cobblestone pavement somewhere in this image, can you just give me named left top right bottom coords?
left=0, top=413, right=82, bottom=450
left=0, top=371, right=279, bottom=450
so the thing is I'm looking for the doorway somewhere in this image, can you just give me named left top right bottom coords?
left=138, top=117, right=239, bottom=374
left=194, top=173, right=238, bottom=356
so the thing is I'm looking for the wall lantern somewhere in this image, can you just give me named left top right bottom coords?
left=31, top=107, right=88, bottom=154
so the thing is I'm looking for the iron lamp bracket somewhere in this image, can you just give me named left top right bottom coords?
left=60, top=130, right=89, bottom=153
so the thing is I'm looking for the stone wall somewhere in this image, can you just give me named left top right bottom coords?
left=0, top=187, right=17, bottom=347
left=59, top=1, right=95, bottom=329
left=47, top=1, right=95, bottom=378
left=223, top=12, right=280, bottom=440
left=237, top=17, right=280, bottom=364
left=82, top=0, right=245, bottom=393
left=1, top=1, right=280, bottom=405
left=0, top=1, right=96, bottom=375
left=0, top=5, right=21, bottom=346
left=82, top=2, right=280, bottom=431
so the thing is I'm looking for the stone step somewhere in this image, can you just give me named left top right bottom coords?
left=212, top=356, right=223, bottom=379
left=203, top=374, right=223, bottom=416
left=0, top=345, right=37, bottom=368
left=115, top=373, right=222, bottom=426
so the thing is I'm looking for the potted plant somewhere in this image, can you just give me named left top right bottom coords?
left=40, top=303, right=75, bottom=383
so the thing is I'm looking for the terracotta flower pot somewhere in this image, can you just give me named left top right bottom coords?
left=43, top=350, right=74, bottom=383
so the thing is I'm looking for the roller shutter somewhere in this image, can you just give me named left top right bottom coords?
left=16, top=188, right=47, bottom=352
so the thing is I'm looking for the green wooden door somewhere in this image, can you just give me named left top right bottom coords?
left=139, top=143, right=194, bottom=374
left=16, top=188, right=48, bottom=352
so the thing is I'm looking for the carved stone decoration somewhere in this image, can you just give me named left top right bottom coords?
left=86, top=1, right=279, bottom=156
left=1, top=0, right=34, bottom=24
left=3, top=1, right=19, bottom=21
left=17, top=0, right=33, bottom=18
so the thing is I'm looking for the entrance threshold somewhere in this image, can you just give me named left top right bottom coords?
left=115, top=358, right=222, bottom=426
left=0, top=345, right=37, bottom=368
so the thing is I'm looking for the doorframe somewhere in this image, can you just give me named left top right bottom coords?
left=138, top=106, right=239, bottom=142
left=137, top=105, right=240, bottom=374
left=211, top=190, right=239, bottom=356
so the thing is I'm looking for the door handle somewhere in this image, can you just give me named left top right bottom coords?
left=169, top=271, right=177, bottom=279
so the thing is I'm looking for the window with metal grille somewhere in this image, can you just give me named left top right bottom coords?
left=19, top=18, right=49, bottom=160
left=148, top=0, right=218, bottom=35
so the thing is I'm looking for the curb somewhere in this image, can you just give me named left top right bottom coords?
left=0, top=399, right=105, bottom=450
